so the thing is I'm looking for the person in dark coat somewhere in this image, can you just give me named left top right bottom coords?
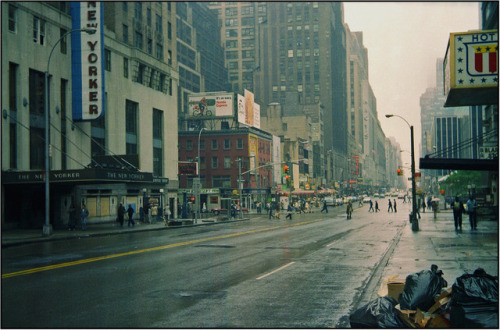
left=321, top=200, right=328, bottom=213
left=286, top=204, right=293, bottom=220
left=368, top=200, right=374, bottom=212
left=118, top=203, right=126, bottom=227
left=375, top=201, right=380, bottom=212
left=451, top=197, right=465, bottom=231
left=387, top=199, right=393, bottom=212
left=127, top=204, right=135, bottom=227
left=393, top=199, right=397, bottom=213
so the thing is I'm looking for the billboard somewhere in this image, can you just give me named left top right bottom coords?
left=237, top=89, right=261, bottom=129
left=444, top=30, right=498, bottom=107
left=187, top=93, right=234, bottom=118
left=178, top=162, right=197, bottom=176
left=70, top=2, right=105, bottom=121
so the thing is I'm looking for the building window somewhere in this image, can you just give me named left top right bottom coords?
left=123, top=57, right=129, bottom=78
left=147, top=38, right=153, bottom=55
left=60, top=79, right=68, bottom=169
left=134, top=2, right=142, bottom=21
left=200, top=156, right=206, bottom=170
left=211, top=139, right=218, bottom=150
left=135, top=31, right=143, bottom=49
left=147, top=7, right=151, bottom=27
left=8, top=5, right=17, bottom=33
left=33, top=16, right=45, bottom=45
left=123, top=24, right=129, bottom=44
left=9, top=62, right=18, bottom=112
left=157, top=43, right=164, bottom=61
left=200, top=139, right=205, bottom=150
left=237, top=138, right=244, bottom=149
left=212, top=157, right=218, bottom=169
left=125, top=100, right=138, bottom=155
left=29, top=69, right=46, bottom=169
left=105, top=49, right=111, bottom=71
left=224, top=139, right=231, bottom=150
left=282, top=123, right=288, bottom=131
left=167, top=21, right=172, bottom=39
left=153, top=109, right=163, bottom=177
left=224, top=156, right=231, bottom=169
left=122, top=2, right=127, bottom=12
left=60, top=28, right=67, bottom=54
left=212, top=175, right=231, bottom=188
left=186, top=140, right=193, bottom=151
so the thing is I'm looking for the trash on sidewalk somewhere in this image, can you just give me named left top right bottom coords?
left=349, top=296, right=407, bottom=328
left=448, top=268, right=498, bottom=328
left=398, top=264, right=448, bottom=311
left=351, top=266, right=498, bottom=328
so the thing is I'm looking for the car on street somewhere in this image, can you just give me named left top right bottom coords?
left=362, top=197, right=372, bottom=203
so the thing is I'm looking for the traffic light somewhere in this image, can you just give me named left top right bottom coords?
left=189, top=196, right=195, bottom=202
left=397, top=168, right=403, bottom=176
left=285, top=175, right=291, bottom=185
left=283, top=165, right=289, bottom=174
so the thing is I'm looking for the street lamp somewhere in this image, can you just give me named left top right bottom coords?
left=196, top=127, right=206, bottom=223
left=386, top=114, right=418, bottom=231
left=43, top=27, right=96, bottom=236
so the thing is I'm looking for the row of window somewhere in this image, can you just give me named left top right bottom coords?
left=184, top=138, right=244, bottom=151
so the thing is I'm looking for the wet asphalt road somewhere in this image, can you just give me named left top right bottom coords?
left=2, top=203, right=410, bottom=328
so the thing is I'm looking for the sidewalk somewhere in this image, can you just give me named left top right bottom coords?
left=369, top=208, right=499, bottom=304
left=1, top=216, right=251, bottom=247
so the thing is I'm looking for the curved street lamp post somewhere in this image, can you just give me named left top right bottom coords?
left=386, top=114, right=418, bottom=231
left=43, top=28, right=96, bottom=236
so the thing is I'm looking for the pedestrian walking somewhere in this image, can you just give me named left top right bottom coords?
left=117, top=203, right=126, bottom=227
left=127, top=204, right=135, bottom=227
left=427, top=196, right=432, bottom=211
left=387, top=199, right=393, bottom=212
left=451, top=197, right=465, bottom=231
left=421, top=199, right=426, bottom=213
left=286, top=204, right=293, bottom=220
left=321, top=200, right=328, bottom=213
left=81, top=203, right=89, bottom=231
left=466, top=196, right=477, bottom=230
left=393, top=199, right=397, bottom=213
left=403, top=195, right=407, bottom=203
left=375, top=201, right=380, bottom=212
left=268, top=202, right=274, bottom=219
left=346, top=201, right=353, bottom=219
left=432, top=200, right=438, bottom=219
left=368, top=200, right=374, bottom=212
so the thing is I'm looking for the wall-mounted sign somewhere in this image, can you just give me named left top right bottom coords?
left=444, top=30, right=498, bottom=107
left=178, top=161, right=197, bottom=176
left=70, top=2, right=105, bottom=121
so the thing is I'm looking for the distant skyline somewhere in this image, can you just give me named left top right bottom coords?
left=343, top=2, right=481, bottom=169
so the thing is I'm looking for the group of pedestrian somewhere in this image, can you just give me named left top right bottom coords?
left=117, top=203, right=136, bottom=228
left=368, top=200, right=380, bottom=213
left=451, top=196, right=477, bottom=231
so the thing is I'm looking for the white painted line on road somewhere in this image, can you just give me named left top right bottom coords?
left=256, top=261, right=295, bottom=280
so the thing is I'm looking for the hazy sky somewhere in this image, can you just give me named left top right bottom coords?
left=343, top=2, right=481, bottom=169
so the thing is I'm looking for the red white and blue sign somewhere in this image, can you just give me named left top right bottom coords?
left=70, top=2, right=105, bottom=121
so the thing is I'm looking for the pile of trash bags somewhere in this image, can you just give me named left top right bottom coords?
left=350, top=265, right=498, bottom=328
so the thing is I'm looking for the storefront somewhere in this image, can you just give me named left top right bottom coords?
left=1, top=168, right=176, bottom=229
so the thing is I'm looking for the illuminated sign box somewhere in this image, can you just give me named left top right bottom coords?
left=187, top=92, right=234, bottom=118
left=443, top=30, right=498, bottom=107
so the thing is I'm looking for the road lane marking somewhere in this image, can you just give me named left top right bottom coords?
left=2, top=219, right=326, bottom=279
left=256, top=262, right=295, bottom=280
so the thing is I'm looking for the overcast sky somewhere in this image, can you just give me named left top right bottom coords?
left=343, top=2, right=481, bottom=169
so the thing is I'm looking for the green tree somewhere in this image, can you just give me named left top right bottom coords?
left=440, top=171, right=482, bottom=196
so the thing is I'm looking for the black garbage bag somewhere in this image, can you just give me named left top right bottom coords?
left=398, top=264, right=448, bottom=311
left=349, top=296, right=408, bottom=328
left=448, top=268, right=498, bottom=328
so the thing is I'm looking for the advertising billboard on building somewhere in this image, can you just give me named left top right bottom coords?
left=444, top=30, right=498, bottom=107
left=187, top=92, right=234, bottom=118
left=237, top=89, right=261, bottom=129
left=70, top=2, right=105, bottom=121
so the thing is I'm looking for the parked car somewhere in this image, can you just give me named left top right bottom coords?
left=323, top=196, right=335, bottom=206
left=335, top=198, right=343, bottom=206
left=363, top=197, right=372, bottom=203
